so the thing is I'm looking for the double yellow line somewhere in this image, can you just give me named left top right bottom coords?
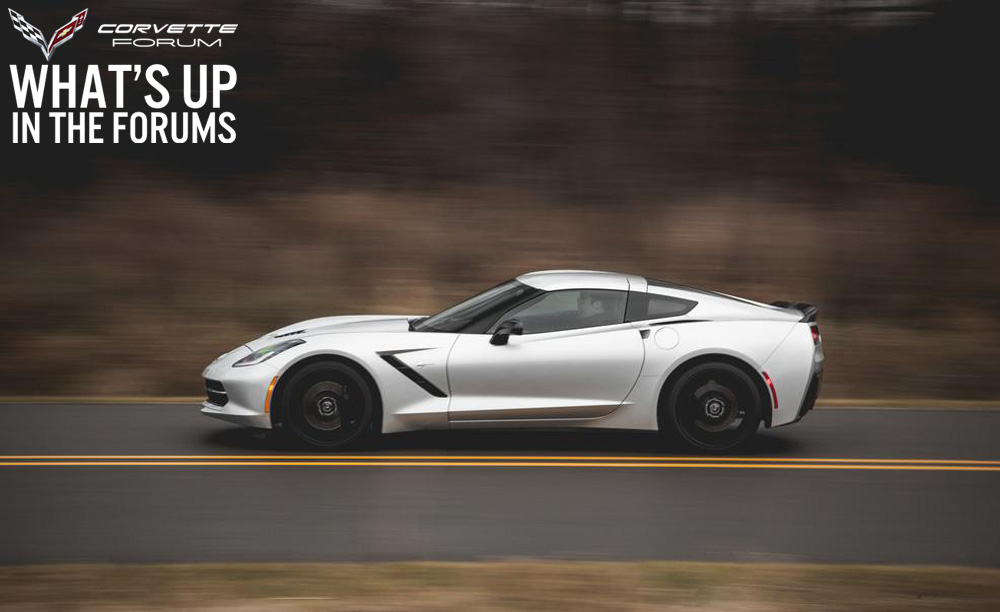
left=2, top=455, right=1000, bottom=471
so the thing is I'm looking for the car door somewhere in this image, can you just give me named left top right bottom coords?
left=446, top=289, right=644, bottom=422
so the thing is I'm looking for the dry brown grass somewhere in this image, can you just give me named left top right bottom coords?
left=1, top=562, right=999, bottom=612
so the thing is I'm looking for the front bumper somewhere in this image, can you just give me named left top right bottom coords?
left=201, top=400, right=273, bottom=429
left=200, top=345, right=277, bottom=429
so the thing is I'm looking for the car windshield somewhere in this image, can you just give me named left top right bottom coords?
left=412, top=280, right=541, bottom=333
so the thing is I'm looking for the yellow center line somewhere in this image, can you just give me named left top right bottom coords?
left=1, top=461, right=1000, bottom=471
left=1, top=454, right=999, bottom=465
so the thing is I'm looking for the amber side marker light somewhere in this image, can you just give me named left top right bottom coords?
left=265, top=375, right=279, bottom=413
left=762, top=371, right=778, bottom=410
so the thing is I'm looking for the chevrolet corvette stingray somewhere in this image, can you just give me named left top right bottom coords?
left=202, top=270, right=823, bottom=452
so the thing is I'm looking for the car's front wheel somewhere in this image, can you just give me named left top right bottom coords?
left=663, top=362, right=762, bottom=453
left=281, top=361, right=378, bottom=449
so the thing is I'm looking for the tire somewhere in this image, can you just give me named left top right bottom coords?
left=280, top=361, right=378, bottom=449
left=662, top=362, right=762, bottom=453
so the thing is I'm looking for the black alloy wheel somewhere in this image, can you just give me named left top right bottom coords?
left=282, top=362, right=376, bottom=449
left=665, top=362, right=762, bottom=452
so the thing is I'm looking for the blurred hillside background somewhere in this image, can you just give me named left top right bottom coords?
left=1, top=0, right=997, bottom=398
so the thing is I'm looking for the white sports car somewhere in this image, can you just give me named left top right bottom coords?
left=202, top=270, right=823, bottom=452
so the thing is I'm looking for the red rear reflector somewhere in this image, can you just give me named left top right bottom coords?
left=762, top=371, right=778, bottom=410
left=810, top=325, right=820, bottom=344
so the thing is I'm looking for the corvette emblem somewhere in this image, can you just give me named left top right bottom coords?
left=8, top=7, right=88, bottom=61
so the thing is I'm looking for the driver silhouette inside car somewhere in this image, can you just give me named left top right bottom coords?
left=576, top=290, right=624, bottom=328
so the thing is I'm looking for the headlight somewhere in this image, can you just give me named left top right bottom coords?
left=232, top=339, right=305, bottom=367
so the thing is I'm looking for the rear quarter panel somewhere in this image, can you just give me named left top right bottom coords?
left=603, top=319, right=796, bottom=430
left=761, top=323, right=821, bottom=427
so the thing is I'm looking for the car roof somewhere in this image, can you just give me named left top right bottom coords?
left=516, top=270, right=636, bottom=291
left=515, top=270, right=799, bottom=321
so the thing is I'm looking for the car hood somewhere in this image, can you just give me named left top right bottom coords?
left=245, top=315, right=423, bottom=351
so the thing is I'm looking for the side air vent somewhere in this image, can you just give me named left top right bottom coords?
left=378, top=351, right=447, bottom=398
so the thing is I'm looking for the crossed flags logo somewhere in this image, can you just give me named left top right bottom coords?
left=8, top=7, right=88, bottom=61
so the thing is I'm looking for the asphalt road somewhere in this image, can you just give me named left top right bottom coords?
left=1, top=403, right=999, bottom=565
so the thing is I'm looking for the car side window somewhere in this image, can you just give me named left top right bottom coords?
left=497, top=289, right=627, bottom=334
left=625, top=291, right=697, bottom=322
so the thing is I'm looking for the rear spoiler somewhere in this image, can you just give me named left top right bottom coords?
left=770, top=301, right=818, bottom=323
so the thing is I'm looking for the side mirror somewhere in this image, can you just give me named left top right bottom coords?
left=490, top=319, right=523, bottom=346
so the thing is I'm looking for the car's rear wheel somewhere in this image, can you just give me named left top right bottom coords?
left=281, top=362, right=377, bottom=449
left=664, top=362, right=762, bottom=453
